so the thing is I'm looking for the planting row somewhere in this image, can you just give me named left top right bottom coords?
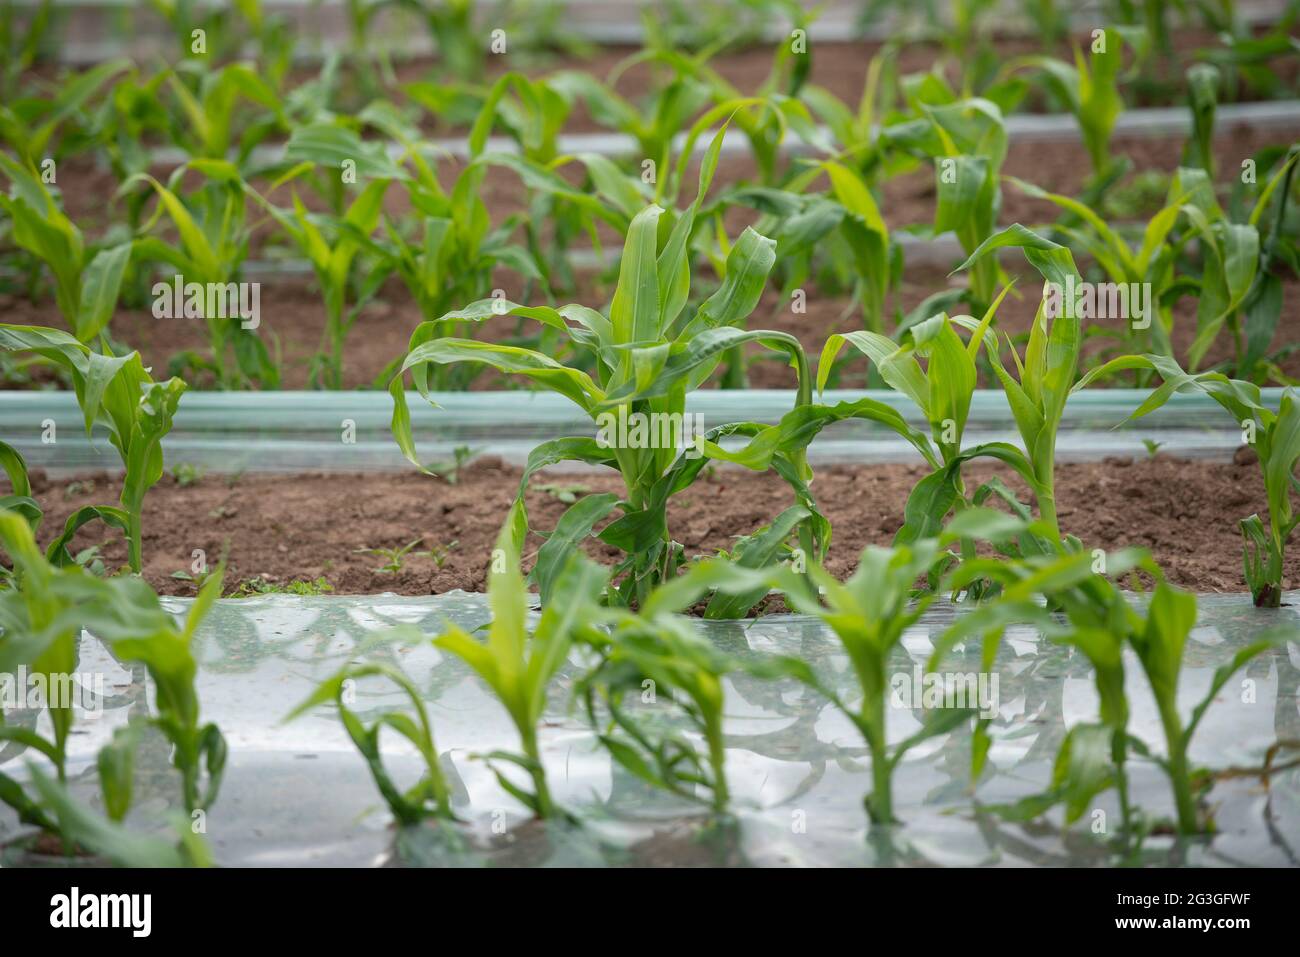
left=23, top=453, right=1294, bottom=600
left=14, top=0, right=1300, bottom=106
left=3, top=499, right=1297, bottom=866
left=3, top=16, right=1298, bottom=392
left=3, top=202, right=1299, bottom=606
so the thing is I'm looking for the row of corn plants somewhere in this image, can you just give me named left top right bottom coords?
left=0, top=134, right=1295, bottom=603
left=0, top=0, right=1297, bottom=866
left=2, top=22, right=1297, bottom=390
left=280, top=499, right=1295, bottom=862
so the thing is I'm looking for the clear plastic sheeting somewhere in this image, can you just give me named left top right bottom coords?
left=0, top=388, right=1280, bottom=475
left=1, top=592, right=1296, bottom=866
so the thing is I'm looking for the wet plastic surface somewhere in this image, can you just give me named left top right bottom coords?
left=2, top=388, right=1280, bottom=474
left=1, top=591, right=1297, bottom=866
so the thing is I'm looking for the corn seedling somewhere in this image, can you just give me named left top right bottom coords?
left=430, top=507, right=607, bottom=818
left=426, top=444, right=480, bottom=485
left=424, top=540, right=458, bottom=569
left=0, top=154, right=132, bottom=343
left=570, top=553, right=811, bottom=814
left=26, top=765, right=213, bottom=866
left=161, top=61, right=286, bottom=166
left=733, top=158, right=894, bottom=340
left=250, top=173, right=391, bottom=389
left=0, top=58, right=128, bottom=166
left=547, top=67, right=712, bottom=186
left=621, top=43, right=819, bottom=187
left=817, top=285, right=1011, bottom=500
left=390, top=125, right=815, bottom=607
left=885, top=97, right=1011, bottom=310
left=124, top=160, right=277, bottom=389
left=577, top=603, right=744, bottom=815
left=106, top=564, right=229, bottom=818
left=0, top=325, right=185, bottom=573
left=1000, top=27, right=1145, bottom=186
left=171, top=462, right=203, bottom=487
left=934, top=515, right=1288, bottom=836
left=774, top=537, right=984, bottom=825
left=948, top=224, right=1087, bottom=544
left=356, top=538, right=424, bottom=574
left=0, top=512, right=223, bottom=842
left=351, top=138, right=549, bottom=391
left=288, top=659, right=455, bottom=826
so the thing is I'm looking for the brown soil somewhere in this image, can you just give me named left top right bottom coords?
left=16, top=453, right=1296, bottom=600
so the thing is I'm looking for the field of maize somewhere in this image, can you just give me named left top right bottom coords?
left=0, top=0, right=1299, bottom=882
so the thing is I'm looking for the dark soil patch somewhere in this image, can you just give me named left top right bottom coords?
left=15, top=453, right=1295, bottom=600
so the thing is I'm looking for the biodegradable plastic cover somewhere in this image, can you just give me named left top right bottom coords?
left=1, top=592, right=1297, bottom=866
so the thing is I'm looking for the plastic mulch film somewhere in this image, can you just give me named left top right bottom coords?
left=2, top=591, right=1296, bottom=866
left=1, top=388, right=1282, bottom=475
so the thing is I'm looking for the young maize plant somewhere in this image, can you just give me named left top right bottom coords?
left=752, top=229, right=1075, bottom=568
left=23, top=765, right=213, bottom=867
left=1183, top=151, right=1298, bottom=380
left=293, top=509, right=604, bottom=826
left=1183, top=63, right=1220, bottom=176
left=330, top=112, right=553, bottom=391
left=945, top=224, right=1088, bottom=547
left=106, top=564, right=229, bottom=820
left=0, top=154, right=132, bottom=344
left=288, top=661, right=457, bottom=827
left=0, top=0, right=59, bottom=102
left=1000, top=27, right=1145, bottom=190
left=780, top=538, right=981, bottom=826
left=731, top=157, right=893, bottom=344
left=481, top=98, right=786, bottom=308
left=249, top=164, right=392, bottom=389
left=161, top=61, right=286, bottom=168
left=622, top=37, right=819, bottom=186
left=547, top=65, right=713, bottom=186
left=0, top=325, right=185, bottom=574
left=429, top=507, right=605, bottom=820
left=0, top=511, right=222, bottom=857
left=450, top=74, right=629, bottom=297
left=576, top=599, right=744, bottom=816
left=124, top=160, right=278, bottom=389
left=1078, top=354, right=1299, bottom=607
left=933, top=514, right=1289, bottom=836
left=570, top=554, right=813, bottom=815
left=1009, top=151, right=1294, bottom=379
left=389, top=127, right=817, bottom=608
left=0, top=58, right=128, bottom=166
left=797, top=46, right=899, bottom=181
left=886, top=96, right=1011, bottom=312
left=613, top=513, right=1022, bottom=826
left=816, top=285, right=1013, bottom=537
left=1003, top=170, right=1190, bottom=365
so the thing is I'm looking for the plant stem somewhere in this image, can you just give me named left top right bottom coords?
left=866, top=734, right=893, bottom=826
left=127, top=508, right=143, bottom=574
left=522, top=726, right=554, bottom=819
left=862, top=683, right=895, bottom=825
left=706, top=716, right=729, bottom=814
left=1156, top=701, right=1198, bottom=834
left=1110, top=728, right=1133, bottom=838
left=1034, top=450, right=1061, bottom=543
